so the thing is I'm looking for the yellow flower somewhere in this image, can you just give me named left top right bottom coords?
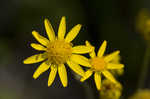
left=128, top=89, right=150, bottom=99
left=100, top=79, right=122, bottom=99
left=23, top=16, right=92, bottom=87
left=80, top=41, right=124, bottom=90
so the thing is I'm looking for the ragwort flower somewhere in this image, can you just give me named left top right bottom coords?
left=23, top=16, right=92, bottom=87
left=80, top=41, right=124, bottom=90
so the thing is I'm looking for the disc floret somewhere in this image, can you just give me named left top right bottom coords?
left=46, top=40, right=72, bottom=65
left=90, top=57, right=106, bottom=71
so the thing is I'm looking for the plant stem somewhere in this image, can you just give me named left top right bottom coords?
left=138, top=44, right=150, bottom=88
left=82, top=82, right=96, bottom=99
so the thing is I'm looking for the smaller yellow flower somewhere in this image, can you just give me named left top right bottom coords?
left=100, top=79, right=122, bottom=99
left=128, top=89, right=150, bottom=99
left=80, top=40, right=124, bottom=90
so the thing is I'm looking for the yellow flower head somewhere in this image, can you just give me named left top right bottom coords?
left=80, top=41, right=124, bottom=90
left=23, top=16, right=92, bottom=87
left=128, top=89, right=150, bottom=99
left=100, top=79, right=122, bottom=99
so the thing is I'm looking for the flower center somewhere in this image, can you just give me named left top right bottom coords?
left=90, top=57, right=106, bottom=71
left=46, top=40, right=72, bottom=65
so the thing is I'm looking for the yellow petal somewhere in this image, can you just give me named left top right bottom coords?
left=85, top=41, right=96, bottom=58
left=58, top=64, right=68, bottom=87
left=104, top=51, right=120, bottom=62
left=80, top=69, right=93, bottom=82
left=67, top=60, right=85, bottom=76
left=58, top=16, right=66, bottom=40
left=31, top=43, right=46, bottom=51
left=32, top=31, right=49, bottom=46
left=107, top=63, right=124, bottom=69
left=94, top=72, right=101, bottom=90
left=102, top=70, right=117, bottom=83
left=97, top=40, right=107, bottom=57
left=23, top=53, right=47, bottom=64
left=65, top=24, right=82, bottom=42
left=72, top=45, right=92, bottom=54
left=48, top=65, right=57, bottom=87
left=44, top=19, right=55, bottom=41
left=70, top=54, right=91, bottom=67
left=85, top=40, right=93, bottom=47
left=33, top=62, right=50, bottom=79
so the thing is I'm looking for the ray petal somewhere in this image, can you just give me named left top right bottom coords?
left=58, top=16, right=66, bottom=40
left=102, top=70, right=117, bottom=83
left=65, top=24, right=82, bottom=42
left=33, top=61, right=50, bottom=79
left=70, top=54, right=91, bottom=67
left=85, top=41, right=96, bottom=58
left=107, top=63, right=124, bottom=69
left=31, top=43, right=46, bottom=51
left=67, top=60, right=84, bottom=76
left=44, top=19, right=55, bottom=41
left=48, top=65, right=57, bottom=87
left=104, top=51, right=120, bottom=62
left=72, top=45, right=92, bottom=54
left=23, top=53, right=47, bottom=64
left=97, top=40, right=107, bottom=57
left=58, top=64, right=68, bottom=87
left=32, top=31, right=49, bottom=46
left=94, top=72, right=101, bottom=90
left=80, top=69, right=93, bottom=82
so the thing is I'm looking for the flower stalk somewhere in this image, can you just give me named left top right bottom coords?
left=138, top=44, right=150, bottom=88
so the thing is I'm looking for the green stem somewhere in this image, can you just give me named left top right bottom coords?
left=138, top=44, right=150, bottom=88
left=82, top=82, right=96, bottom=99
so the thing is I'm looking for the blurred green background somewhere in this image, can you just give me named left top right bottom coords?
left=0, top=0, right=149, bottom=99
